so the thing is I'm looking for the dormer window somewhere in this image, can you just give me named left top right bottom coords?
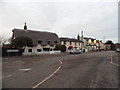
left=48, top=41, right=51, bottom=45
left=38, top=40, right=42, bottom=44
left=55, top=41, right=57, bottom=45
left=64, top=41, right=66, bottom=45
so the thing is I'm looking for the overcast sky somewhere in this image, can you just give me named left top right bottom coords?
left=0, top=0, right=119, bottom=43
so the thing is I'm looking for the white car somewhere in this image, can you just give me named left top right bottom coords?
left=70, top=48, right=81, bottom=54
left=116, top=48, right=120, bottom=52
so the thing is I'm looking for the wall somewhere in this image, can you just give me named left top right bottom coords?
left=60, top=41, right=82, bottom=50
left=22, top=45, right=60, bottom=55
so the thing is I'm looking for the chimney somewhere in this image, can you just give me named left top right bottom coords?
left=24, top=22, right=27, bottom=30
left=81, top=31, right=83, bottom=38
left=77, top=34, right=80, bottom=40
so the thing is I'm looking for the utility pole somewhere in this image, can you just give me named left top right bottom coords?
left=81, top=31, right=83, bottom=41
left=103, top=36, right=105, bottom=43
left=81, top=31, right=84, bottom=51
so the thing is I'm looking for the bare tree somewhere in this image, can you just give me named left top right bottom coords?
left=0, top=36, right=8, bottom=46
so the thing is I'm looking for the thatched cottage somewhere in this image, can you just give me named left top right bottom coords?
left=12, top=23, right=60, bottom=55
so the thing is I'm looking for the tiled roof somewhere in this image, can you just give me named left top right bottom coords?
left=60, top=37, right=83, bottom=43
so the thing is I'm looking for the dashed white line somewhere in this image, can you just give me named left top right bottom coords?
left=7, top=74, right=12, bottom=77
left=19, top=68, right=31, bottom=71
left=110, top=54, right=112, bottom=63
left=110, top=54, right=118, bottom=66
left=2, top=74, right=12, bottom=79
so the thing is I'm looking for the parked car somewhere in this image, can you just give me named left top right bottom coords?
left=70, top=48, right=81, bottom=54
left=116, top=48, right=120, bottom=52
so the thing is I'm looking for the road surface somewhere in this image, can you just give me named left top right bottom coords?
left=2, top=51, right=119, bottom=88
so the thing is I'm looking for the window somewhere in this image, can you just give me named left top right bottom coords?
left=75, top=42, right=76, bottom=45
left=28, top=49, right=32, bottom=52
left=55, top=41, right=57, bottom=45
left=37, top=49, right=41, bottom=52
left=38, top=40, right=42, bottom=44
left=22, top=49, right=24, bottom=52
left=48, top=41, right=51, bottom=45
left=70, top=41, right=72, bottom=45
left=50, top=49, right=52, bottom=51
left=43, top=48, right=50, bottom=51
left=64, top=41, right=66, bottom=45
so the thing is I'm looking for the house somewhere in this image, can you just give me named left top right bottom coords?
left=11, top=23, right=60, bottom=55
left=99, top=40, right=106, bottom=50
left=79, top=31, right=99, bottom=52
left=81, top=37, right=101, bottom=52
left=60, top=37, right=83, bottom=51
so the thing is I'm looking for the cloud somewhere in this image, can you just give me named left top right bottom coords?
left=0, top=0, right=118, bottom=43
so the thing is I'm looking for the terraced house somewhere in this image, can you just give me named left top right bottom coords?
left=60, top=37, right=83, bottom=51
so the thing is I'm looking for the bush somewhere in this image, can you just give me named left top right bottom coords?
left=54, top=45, right=66, bottom=52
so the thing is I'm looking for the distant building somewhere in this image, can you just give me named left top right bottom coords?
left=99, top=40, right=106, bottom=50
left=11, top=23, right=60, bottom=55
left=80, top=37, right=105, bottom=52
left=60, top=37, right=83, bottom=51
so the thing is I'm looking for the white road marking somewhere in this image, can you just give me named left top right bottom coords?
left=110, top=54, right=112, bottom=63
left=59, top=60, right=63, bottom=64
left=2, top=74, right=12, bottom=79
left=7, top=74, right=12, bottom=77
left=110, top=54, right=118, bottom=66
left=32, top=66, right=61, bottom=89
left=32, top=60, right=62, bottom=88
left=19, top=68, right=31, bottom=71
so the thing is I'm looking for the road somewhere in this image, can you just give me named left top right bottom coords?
left=2, top=51, right=119, bottom=88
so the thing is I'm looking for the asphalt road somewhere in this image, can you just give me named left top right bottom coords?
left=2, top=51, right=119, bottom=88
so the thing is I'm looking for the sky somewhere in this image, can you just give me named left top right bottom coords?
left=0, top=0, right=119, bottom=43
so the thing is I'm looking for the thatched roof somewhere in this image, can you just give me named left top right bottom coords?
left=12, top=29, right=60, bottom=46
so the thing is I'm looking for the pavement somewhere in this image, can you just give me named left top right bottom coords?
left=2, top=51, right=119, bottom=88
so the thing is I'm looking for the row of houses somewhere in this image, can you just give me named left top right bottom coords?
left=2, top=23, right=110, bottom=56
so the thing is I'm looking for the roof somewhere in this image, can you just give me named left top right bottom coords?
left=84, top=37, right=96, bottom=41
left=60, top=37, right=83, bottom=43
left=12, top=29, right=60, bottom=46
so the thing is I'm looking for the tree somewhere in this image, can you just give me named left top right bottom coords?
left=105, top=40, right=115, bottom=50
left=11, top=36, right=33, bottom=48
left=0, top=36, right=8, bottom=47
left=54, top=45, right=66, bottom=52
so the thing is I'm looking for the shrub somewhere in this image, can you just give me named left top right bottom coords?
left=55, top=45, right=66, bottom=52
